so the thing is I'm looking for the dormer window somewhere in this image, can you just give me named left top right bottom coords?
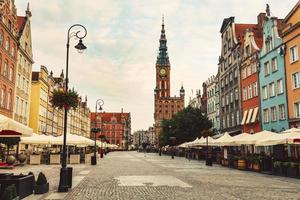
left=265, top=36, right=273, bottom=53
left=245, top=45, right=250, bottom=57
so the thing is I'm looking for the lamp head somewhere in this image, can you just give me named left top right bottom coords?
left=74, top=39, right=87, bottom=53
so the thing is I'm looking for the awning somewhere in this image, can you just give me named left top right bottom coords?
left=246, top=109, right=253, bottom=124
left=241, top=110, right=248, bottom=125
left=20, top=133, right=53, bottom=145
left=0, top=114, right=32, bottom=137
left=251, top=107, right=259, bottom=123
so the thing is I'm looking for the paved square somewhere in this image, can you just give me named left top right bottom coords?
left=115, top=175, right=192, bottom=187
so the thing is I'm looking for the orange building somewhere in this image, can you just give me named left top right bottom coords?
left=0, top=0, right=18, bottom=118
left=154, top=18, right=185, bottom=146
left=240, top=13, right=264, bottom=133
left=90, top=111, right=131, bottom=150
left=282, top=2, right=300, bottom=127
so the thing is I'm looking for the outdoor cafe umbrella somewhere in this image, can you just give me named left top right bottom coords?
left=20, top=133, right=54, bottom=145
left=211, top=132, right=233, bottom=146
left=256, top=128, right=300, bottom=146
left=234, top=130, right=278, bottom=145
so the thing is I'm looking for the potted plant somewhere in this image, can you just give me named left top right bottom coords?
left=252, top=156, right=261, bottom=172
left=17, top=154, right=27, bottom=165
left=237, top=156, right=246, bottom=170
left=51, top=89, right=79, bottom=110
left=6, top=155, right=16, bottom=166
left=34, top=172, right=49, bottom=194
left=1, top=184, right=19, bottom=200
left=246, top=156, right=253, bottom=170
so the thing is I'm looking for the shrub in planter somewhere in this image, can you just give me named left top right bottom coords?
left=34, top=172, right=49, bottom=194
left=252, top=156, right=261, bottom=172
left=6, top=155, right=16, bottom=165
left=1, top=184, right=18, bottom=200
left=18, top=154, right=27, bottom=164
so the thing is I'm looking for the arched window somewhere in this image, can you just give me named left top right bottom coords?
left=0, top=30, right=3, bottom=46
left=1, top=86, right=6, bottom=108
left=7, top=89, right=12, bottom=110
left=5, top=37, right=10, bottom=51
left=9, top=65, right=13, bottom=81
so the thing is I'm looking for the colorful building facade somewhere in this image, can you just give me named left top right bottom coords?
left=282, top=2, right=300, bottom=128
left=259, top=12, right=289, bottom=132
left=206, top=75, right=220, bottom=133
left=0, top=0, right=18, bottom=118
left=218, top=17, right=254, bottom=135
left=240, top=14, right=264, bottom=133
left=90, top=111, right=131, bottom=149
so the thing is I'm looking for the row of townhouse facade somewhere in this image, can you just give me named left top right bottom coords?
left=201, top=3, right=300, bottom=135
left=30, top=66, right=91, bottom=137
left=132, top=127, right=155, bottom=147
left=0, top=0, right=91, bottom=138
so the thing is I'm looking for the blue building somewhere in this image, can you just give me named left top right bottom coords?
left=259, top=14, right=288, bottom=132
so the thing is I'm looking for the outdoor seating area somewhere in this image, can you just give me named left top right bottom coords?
left=174, top=128, right=300, bottom=178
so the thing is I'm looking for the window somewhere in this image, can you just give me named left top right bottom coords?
left=222, top=97, right=225, bottom=107
left=0, top=31, right=3, bottom=46
left=229, top=72, right=233, bottom=82
left=9, top=66, right=13, bottom=81
left=226, top=94, right=229, bottom=105
left=271, top=57, right=278, bottom=72
left=253, top=82, right=258, bottom=97
left=1, top=87, right=5, bottom=108
left=252, top=64, right=257, bottom=73
left=229, top=54, right=232, bottom=65
left=5, top=37, right=9, bottom=51
left=234, top=68, right=238, bottom=78
left=279, top=104, right=286, bottom=120
left=269, top=82, right=275, bottom=97
left=247, top=66, right=251, bottom=77
left=295, top=102, right=300, bottom=118
left=17, top=74, right=21, bottom=87
left=264, top=62, right=270, bottom=76
left=290, top=45, right=298, bottom=63
left=236, top=111, right=240, bottom=125
left=227, top=114, right=230, bottom=127
left=221, top=79, right=224, bottom=88
left=243, top=87, right=247, bottom=101
left=15, top=97, right=19, bottom=114
left=271, top=106, right=277, bottom=121
left=262, top=86, right=268, bottom=99
left=277, top=79, right=283, bottom=94
left=7, top=90, right=11, bottom=110
left=245, top=45, right=250, bottom=56
left=292, top=72, right=300, bottom=89
left=242, top=68, right=246, bottom=79
left=223, top=117, right=226, bottom=128
left=263, top=109, right=269, bottom=123
left=231, top=113, right=235, bottom=126
left=235, top=88, right=239, bottom=100
left=230, top=91, right=233, bottom=103
left=3, top=61, right=7, bottom=77
left=11, top=45, right=15, bottom=57
left=248, top=85, right=253, bottom=99
left=225, top=76, right=228, bottom=85
left=266, top=37, right=273, bottom=53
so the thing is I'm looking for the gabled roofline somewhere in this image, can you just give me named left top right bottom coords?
left=284, top=1, right=300, bottom=23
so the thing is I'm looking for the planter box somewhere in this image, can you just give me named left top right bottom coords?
left=0, top=174, right=34, bottom=199
left=237, top=159, right=246, bottom=170
left=50, top=154, right=61, bottom=165
left=30, top=155, right=41, bottom=165
left=252, top=164, right=260, bottom=172
left=287, top=166, right=298, bottom=178
left=34, top=183, right=49, bottom=194
left=69, top=155, right=80, bottom=164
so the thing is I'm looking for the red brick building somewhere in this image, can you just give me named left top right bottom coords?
left=0, top=0, right=18, bottom=118
left=90, top=111, right=131, bottom=150
left=240, top=14, right=265, bottom=133
left=154, top=18, right=185, bottom=146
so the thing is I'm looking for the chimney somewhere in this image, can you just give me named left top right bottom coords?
left=257, top=12, right=266, bottom=30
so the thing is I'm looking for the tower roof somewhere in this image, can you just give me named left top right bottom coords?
left=156, top=15, right=169, bottom=66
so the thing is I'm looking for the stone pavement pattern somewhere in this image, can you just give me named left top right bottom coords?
left=1, top=151, right=300, bottom=200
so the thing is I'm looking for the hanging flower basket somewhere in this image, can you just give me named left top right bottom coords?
left=51, top=89, right=79, bottom=110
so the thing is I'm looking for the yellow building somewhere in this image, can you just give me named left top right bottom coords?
left=14, top=4, right=33, bottom=125
left=29, top=65, right=49, bottom=134
left=282, top=1, right=300, bottom=127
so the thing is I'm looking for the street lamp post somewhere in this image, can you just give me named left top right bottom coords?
left=91, top=99, right=104, bottom=165
left=58, top=24, right=87, bottom=193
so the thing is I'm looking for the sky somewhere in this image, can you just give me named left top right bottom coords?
left=15, top=0, right=298, bottom=132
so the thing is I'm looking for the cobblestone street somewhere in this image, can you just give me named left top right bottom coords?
left=2, top=151, right=300, bottom=200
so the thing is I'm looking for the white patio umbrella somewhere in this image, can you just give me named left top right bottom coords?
left=51, top=133, right=91, bottom=146
left=235, top=130, right=278, bottom=145
left=0, top=114, right=32, bottom=137
left=225, top=133, right=250, bottom=146
left=256, top=128, right=300, bottom=146
left=212, top=132, right=233, bottom=146
left=20, top=133, right=53, bottom=145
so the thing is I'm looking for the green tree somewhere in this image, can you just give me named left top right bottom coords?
left=159, top=106, right=212, bottom=147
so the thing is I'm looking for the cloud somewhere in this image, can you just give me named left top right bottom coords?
left=15, top=0, right=298, bottom=132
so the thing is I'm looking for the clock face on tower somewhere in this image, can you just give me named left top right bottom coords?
left=160, top=68, right=167, bottom=76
